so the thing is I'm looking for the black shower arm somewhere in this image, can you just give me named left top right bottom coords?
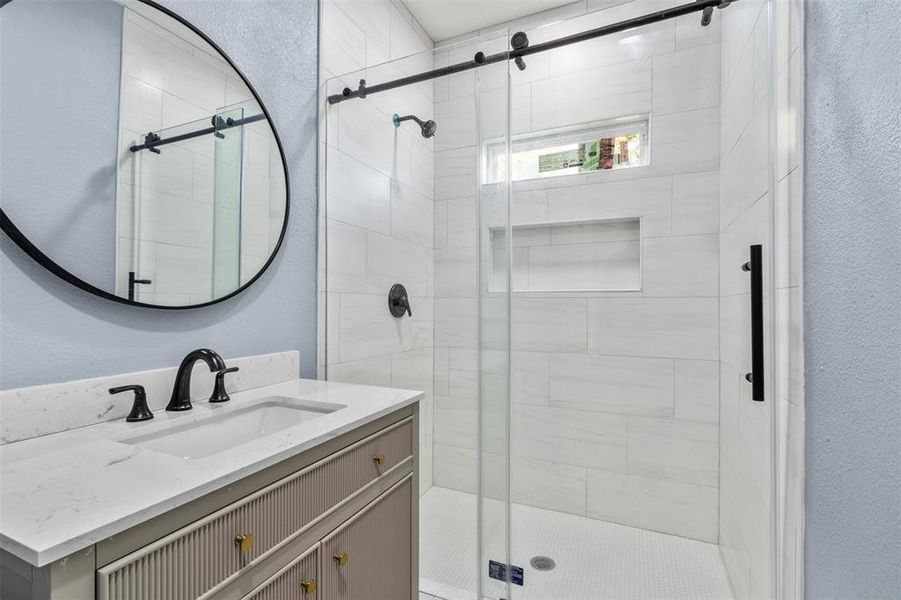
left=395, top=115, right=425, bottom=127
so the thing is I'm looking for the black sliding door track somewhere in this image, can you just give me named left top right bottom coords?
left=327, top=0, right=736, bottom=105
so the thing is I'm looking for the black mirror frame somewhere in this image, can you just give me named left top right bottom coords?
left=0, top=0, right=290, bottom=310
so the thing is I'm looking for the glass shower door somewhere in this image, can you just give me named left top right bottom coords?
left=211, top=107, right=245, bottom=298
left=475, top=31, right=512, bottom=600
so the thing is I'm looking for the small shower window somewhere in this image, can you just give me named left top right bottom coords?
left=483, top=117, right=648, bottom=184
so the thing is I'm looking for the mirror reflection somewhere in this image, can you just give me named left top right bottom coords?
left=0, top=0, right=288, bottom=307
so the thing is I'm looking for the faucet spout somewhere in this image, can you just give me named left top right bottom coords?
left=166, top=348, right=226, bottom=411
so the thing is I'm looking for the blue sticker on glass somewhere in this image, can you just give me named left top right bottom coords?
left=488, top=559, right=506, bottom=582
left=488, top=560, right=524, bottom=586
left=511, top=564, right=524, bottom=586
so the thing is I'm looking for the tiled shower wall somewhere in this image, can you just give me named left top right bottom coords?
left=318, top=0, right=436, bottom=492
left=432, top=0, right=723, bottom=543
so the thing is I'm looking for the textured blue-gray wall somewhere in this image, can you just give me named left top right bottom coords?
left=0, top=0, right=319, bottom=388
left=804, top=1, right=901, bottom=598
left=0, top=1, right=123, bottom=289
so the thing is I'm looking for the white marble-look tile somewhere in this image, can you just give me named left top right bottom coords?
left=434, top=298, right=478, bottom=349
left=445, top=197, right=478, bottom=249
left=531, top=58, right=652, bottom=131
left=338, top=293, right=432, bottom=362
left=327, top=355, right=392, bottom=387
left=433, top=198, right=448, bottom=251
left=0, top=352, right=300, bottom=444
left=434, top=246, right=478, bottom=297
left=528, top=239, right=641, bottom=291
left=546, top=176, right=673, bottom=238
left=543, top=0, right=675, bottom=78
left=325, top=219, right=367, bottom=293
left=433, top=443, right=477, bottom=493
left=720, top=194, right=769, bottom=296
left=434, top=146, right=477, bottom=201
left=432, top=346, right=449, bottom=397
left=511, top=351, right=550, bottom=406
left=443, top=348, right=477, bottom=400
left=672, top=171, right=720, bottom=235
left=434, top=95, right=477, bottom=151
left=390, top=179, right=434, bottom=248
left=652, top=43, right=721, bottom=116
left=675, top=4, right=721, bottom=50
left=512, top=298, right=588, bottom=352
left=434, top=395, right=501, bottom=453
left=325, top=148, right=391, bottom=234
left=389, top=3, right=429, bottom=60
left=587, top=297, right=719, bottom=360
left=549, top=353, right=675, bottom=418
left=721, top=110, right=768, bottom=224
left=642, top=234, right=719, bottom=297
left=587, top=469, right=719, bottom=543
left=337, top=97, right=403, bottom=178
left=512, top=405, right=628, bottom=473
left=548, top=219, right=641, bottom=244
left=365, top=231, right=433, bottom=297
left=120, top=75, right=162, bottom=135
left=627, top=416, right=719, bottom=487
left=511, top=456, right=587, bottom=516
left=320, top=0, right=366, bottom=77
left=650, top=108, right=721, bottom=175
left=674, top=359, right=720, bottom=424
left=332, top=0, right=390, bottom=68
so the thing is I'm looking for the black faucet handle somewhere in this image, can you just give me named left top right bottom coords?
left=109, top=385, right=154, bottom=422
left=210, top=367, right=239, bottom=403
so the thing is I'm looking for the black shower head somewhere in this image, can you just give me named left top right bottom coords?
left=393, top=113, right=438, bottom=139
left=420, top=119, right=437, bottom=138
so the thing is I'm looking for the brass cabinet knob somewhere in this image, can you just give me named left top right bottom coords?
left=300, top=578, right=317, bottom=594
left=234, top=533, right=254, bottom=553
left=333, top=551, right=348, bottom=566
left=372, top=453, right=385, bottom=465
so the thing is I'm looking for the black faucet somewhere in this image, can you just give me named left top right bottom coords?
left=166, top=348, right=226, bottom=411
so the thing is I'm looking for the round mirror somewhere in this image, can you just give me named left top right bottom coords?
left=0, top=0, right=289, bottom=308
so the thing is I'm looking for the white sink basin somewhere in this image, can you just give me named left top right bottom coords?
left=122, top=396, right=345, bottom=459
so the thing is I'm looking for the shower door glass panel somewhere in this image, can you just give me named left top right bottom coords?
left=475, top=33, right=512, bottom=600
left=212, top=107, right=244, bottom=298
left=502, top=3, right=777, bottom=599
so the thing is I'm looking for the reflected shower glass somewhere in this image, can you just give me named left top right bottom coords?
left=212, top=106, right=245, bottom=298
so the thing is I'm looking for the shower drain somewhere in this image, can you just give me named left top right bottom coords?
left=530, top=556, right=556, bottom=571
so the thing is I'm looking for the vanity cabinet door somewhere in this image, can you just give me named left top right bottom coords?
left=241, top=545, right=319, bottom=600
left=320, top=476, right=413, bottom=600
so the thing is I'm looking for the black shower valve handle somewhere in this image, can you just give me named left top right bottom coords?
left=388, top=283, right=412, bottom=318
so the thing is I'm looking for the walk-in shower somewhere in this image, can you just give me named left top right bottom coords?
left=321, top=0, right=805, bottom=597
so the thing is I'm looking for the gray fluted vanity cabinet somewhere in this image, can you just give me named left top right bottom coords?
left=2, top=405, right=419, bottom=600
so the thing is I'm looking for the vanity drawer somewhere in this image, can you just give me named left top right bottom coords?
left=241, top=544, right=319, bottom=600
left=97, top=418, right=412, bottom=600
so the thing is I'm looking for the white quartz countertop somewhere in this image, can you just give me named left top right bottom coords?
left=0, top=378, right=422, bottom=567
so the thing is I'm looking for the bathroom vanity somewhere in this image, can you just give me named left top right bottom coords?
left=0, top=377, right=422, bottom=600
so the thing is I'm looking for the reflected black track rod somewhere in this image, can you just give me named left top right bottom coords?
left=129, top=113, right=267, bottom=153
left=327, top=0, right=735, bottom=105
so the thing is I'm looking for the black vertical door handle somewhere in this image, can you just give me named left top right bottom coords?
left=741, top=244, right=764, bottom=401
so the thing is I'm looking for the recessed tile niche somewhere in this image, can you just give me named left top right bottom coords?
left=489, top=217, right=641, bottom=292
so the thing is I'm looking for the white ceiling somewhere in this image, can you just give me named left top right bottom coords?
left=403, top=0, right=577, bottom=42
